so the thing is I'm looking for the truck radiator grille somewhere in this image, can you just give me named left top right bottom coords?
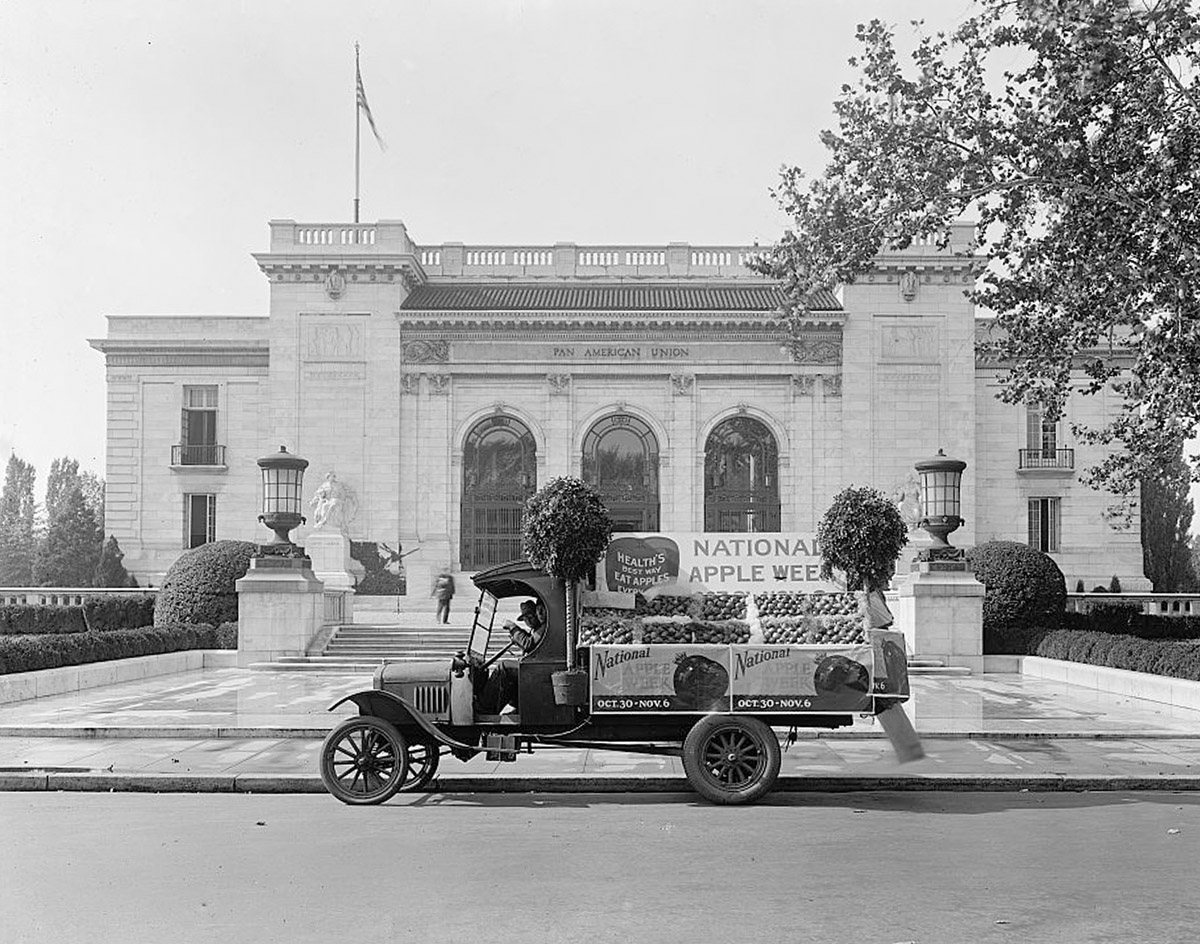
left=411, top=685, right=448, bottom=716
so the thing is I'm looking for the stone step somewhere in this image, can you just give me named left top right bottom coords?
left=328, top=642, right=463, bottom=647
left=329, top=631, right=464, bottom=640
left=907, top=659, right=972, bottom=676
left=331, top=633, right=465, bottom=638
left=270, top=655, right=451, bottom=668
left=319, top=647, right=458, bottom=652
left=249, top=660, right=385, bottom=673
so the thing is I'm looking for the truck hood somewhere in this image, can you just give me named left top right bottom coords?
left=376, top=659, right=452, bottom=688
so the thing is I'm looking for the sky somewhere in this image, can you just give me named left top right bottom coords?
left=1, top=0, right=1196, bottom=523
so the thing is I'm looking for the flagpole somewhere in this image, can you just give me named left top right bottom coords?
left=354, top=43, right=361, bottom=224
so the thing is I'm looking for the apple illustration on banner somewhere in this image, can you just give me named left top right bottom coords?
left=606, top=535, right=680, bottom=591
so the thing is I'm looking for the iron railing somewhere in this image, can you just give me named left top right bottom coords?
left=172, top=444, right=226, bottom=466
left=1018, top=448, right=1074, bottom=470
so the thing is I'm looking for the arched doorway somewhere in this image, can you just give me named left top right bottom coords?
left=582, top=413, right=660, bottom=532
left=704, top=416, right=780, bottom=532
left=460, top=415, right=537, bottom=569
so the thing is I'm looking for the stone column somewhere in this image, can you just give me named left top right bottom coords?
left=892, top=560, right=985, bottom=673
left=668, top=371, right=695, bottom=530
left=236, top=555, right=325, bottom=666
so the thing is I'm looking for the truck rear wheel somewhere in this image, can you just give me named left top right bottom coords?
left=320, top=716, right=409, bottom=805
left=682, top=715, right=781, bottom=805
left=401, top=739, right=440, bottom=790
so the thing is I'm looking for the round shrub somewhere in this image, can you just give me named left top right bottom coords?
left=154, top=540, right=257, bottom=628
left=965, top=540, right=1066, bottom=651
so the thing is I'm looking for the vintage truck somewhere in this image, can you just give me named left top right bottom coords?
left=320, top=559, right=913, bottom=806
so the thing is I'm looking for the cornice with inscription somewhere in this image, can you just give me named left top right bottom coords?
left=395, top=311, right=844, bottom=343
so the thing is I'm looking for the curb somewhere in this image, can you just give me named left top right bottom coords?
left=3, top=771, right=1199, bottom=795
left=2, top=725, right=1199, bottom=741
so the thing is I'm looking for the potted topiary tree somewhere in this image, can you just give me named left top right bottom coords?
left=816, top=486, right=909, bottom=598
left=817, top=486, right=922, bottom=762
left=521, top=476, right=612, bottom=704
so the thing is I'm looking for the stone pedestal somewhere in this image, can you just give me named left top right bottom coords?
left=892, top=561, right=985, bottom=673
left=306, top=530, right=358, bottom=591
left=236, top=555, right=325, bottom=667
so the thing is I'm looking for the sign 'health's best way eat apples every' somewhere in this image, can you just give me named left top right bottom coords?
left=601, top=532, right=838, bottom=593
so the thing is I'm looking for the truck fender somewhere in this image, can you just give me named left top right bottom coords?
left=328, top=690, right=481, bottom=755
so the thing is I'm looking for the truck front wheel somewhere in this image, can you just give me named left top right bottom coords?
left=320, top=716, right=410, bottom=805
left=682, top=715, right=781, bottom=805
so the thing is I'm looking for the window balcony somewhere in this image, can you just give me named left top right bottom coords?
left=171, top=444, right=227, bottom=468
left=1017, top=448, right=1074, bottom=474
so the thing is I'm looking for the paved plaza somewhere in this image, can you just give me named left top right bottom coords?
left=0, top=668, right=1197, bottom=793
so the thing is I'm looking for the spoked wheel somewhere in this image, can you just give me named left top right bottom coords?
left=682, top=715, right=781, bottom=805
left=320, top=716, right=409, bottom=806
left=401, top=740, right=441, bottom=791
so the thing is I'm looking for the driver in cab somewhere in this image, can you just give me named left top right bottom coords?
left=481, top=599, right=545, bottom=714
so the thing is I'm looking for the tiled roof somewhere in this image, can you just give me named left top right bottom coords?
left=401, top=283, right=840, bottom=312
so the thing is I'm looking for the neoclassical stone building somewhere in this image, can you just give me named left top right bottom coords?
left=89, top=218, right=1149, bottom=592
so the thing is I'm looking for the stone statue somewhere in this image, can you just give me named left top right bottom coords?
left=891, top=471, right=923, bottom=533
left=309, top=471, right=358, bottom=533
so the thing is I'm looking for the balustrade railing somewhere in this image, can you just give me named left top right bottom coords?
left=1067, top=592, right=1200, bottom=618
left=0, top=588, right=158, bottom=606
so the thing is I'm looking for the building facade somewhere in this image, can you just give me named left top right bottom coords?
left=89, top=218, right=1149, bottom=592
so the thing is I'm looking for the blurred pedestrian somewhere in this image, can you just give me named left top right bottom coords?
left=432, top=571, right=455, bottom=624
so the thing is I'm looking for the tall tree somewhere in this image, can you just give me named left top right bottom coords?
left=45, top=457, right=82, bottom=522
left=94, top=535, right=135, bottom=588
left=79, top=470, right=105, bottom=536
left=32, top=487, right=102, bottom=587
left=753, top=0, right=1200, bottom=496
left=1141, top=446, right=1199, bottom=591
left=0, top=454, right=38, bottom=586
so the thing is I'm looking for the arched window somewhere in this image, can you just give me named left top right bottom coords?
left=704, top=417, right=780, bottom=532
left=582, top=413, right=659, bottom=532
left=460, top=416, right=536, bottom=569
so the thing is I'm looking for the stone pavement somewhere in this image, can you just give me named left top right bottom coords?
left=1, top=667, right=1198, bottom=794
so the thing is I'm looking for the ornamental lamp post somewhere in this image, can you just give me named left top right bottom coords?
left=257, top=446, right=309, bottom=548
left=914, top=449, right=966, bottom=560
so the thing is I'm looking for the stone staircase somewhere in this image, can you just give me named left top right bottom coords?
left=250, top=622, right=466, bottom=672
left=907, top=659, right=972, bottom=677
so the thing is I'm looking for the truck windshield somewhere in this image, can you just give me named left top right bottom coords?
left=468, top=590, right=498, bottom=659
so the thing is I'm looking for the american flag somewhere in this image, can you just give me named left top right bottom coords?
left=356, top=58, right=386, bottom=151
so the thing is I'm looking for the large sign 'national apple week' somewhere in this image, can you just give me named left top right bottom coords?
left=602, top=532, right=832, bottom=593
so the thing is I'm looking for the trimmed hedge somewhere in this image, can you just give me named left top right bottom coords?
left=83, top=594, right=157, bottom=632
left=0, top=622, right=238, bottom=675
left=1031, top=629, right=1200, bottom=682
left=0, top=595, right=159, bottom=636
left=1063, top=609, right=1200, bottom=641
left=0, top=605, right=87, bottom=636
left=154, top=540, right=257, bottom=628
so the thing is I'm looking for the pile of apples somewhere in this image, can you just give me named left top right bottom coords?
left=691, top=619, right=751, bottom=644
left=642, top=621, right=692, bottom=644
left=579, top=615, right=637, bottom=645
left=760, top=614, right=865, bottom=645
left=754, top=590, right=858, bottom=617
left=699, top=593, right=747, bottom=620
left=636, top=594, right=696, bottom=617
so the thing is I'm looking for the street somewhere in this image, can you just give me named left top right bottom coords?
left=1, top=791, right=1197, bottom=943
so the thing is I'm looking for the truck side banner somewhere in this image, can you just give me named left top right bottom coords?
left=590, top=644, right=874, bottom=714
left=730, top=645, right=874, bottom=713
left=601, top=532, right=837, bottom=593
